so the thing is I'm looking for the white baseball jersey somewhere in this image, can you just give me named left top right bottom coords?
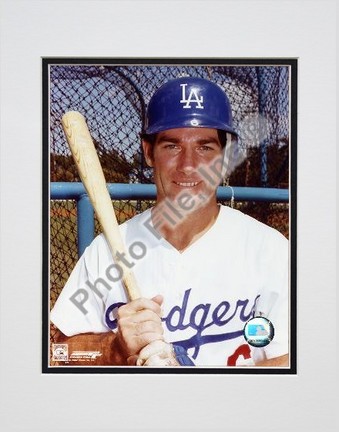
left=51, top=205, right=289, bottom=367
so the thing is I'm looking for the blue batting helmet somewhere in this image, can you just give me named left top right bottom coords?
left=143, top=76, right=237, bottom=136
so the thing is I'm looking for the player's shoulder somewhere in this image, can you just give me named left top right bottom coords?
left=219, top=204, right=288, bottom=244
left=83, top=208, right=152, bottom=257
left=82, top=230, right=111, bottom=258
left=119, top=208, right=152, bottom=230
left=119, top=208, right=158, bottom=247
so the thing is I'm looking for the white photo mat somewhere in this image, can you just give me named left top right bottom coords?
left=0, top=1, right=336, bottom=431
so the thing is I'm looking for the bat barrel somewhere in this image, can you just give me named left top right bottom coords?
left=61, top=111, right=141, bottom=301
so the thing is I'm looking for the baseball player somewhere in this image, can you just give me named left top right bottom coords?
left=51, top=77, right=289, bottom=367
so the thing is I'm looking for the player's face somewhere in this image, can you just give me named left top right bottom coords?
left=142, top=128, right=224, bottom=204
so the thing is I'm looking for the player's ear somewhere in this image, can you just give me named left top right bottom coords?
left=142, top=139, right=154, bottom=167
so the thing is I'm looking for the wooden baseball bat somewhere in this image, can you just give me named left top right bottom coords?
left=61, top=111, right=141, bottom=301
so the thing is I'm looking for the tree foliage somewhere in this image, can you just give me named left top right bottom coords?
left=50, top=138, right=139, bottom=183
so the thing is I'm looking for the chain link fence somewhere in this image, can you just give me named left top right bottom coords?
left=48, top=63, right=290, bottom=311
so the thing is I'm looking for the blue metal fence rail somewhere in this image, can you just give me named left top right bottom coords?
left=51, top=182, right=289, bottom=256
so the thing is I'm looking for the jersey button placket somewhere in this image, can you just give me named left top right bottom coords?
left=172, top=255, right=187, bottom=301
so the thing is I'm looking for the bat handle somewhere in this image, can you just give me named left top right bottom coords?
left=122, top=271, right=141, bottom=302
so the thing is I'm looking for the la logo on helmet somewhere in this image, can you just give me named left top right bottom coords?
left=180, top=83, right=204, bottom=109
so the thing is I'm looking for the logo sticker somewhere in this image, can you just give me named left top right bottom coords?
left=243, top=317, right=274, bottom=347
left=52, top=343, right=68, bottom=361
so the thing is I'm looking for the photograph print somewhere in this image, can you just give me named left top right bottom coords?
left=43, top=58, right=296, bottom=374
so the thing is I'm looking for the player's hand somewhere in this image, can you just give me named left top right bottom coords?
left=135, top=340, right=179, bottom=366
left=112, top=295, right=164, bottom=365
